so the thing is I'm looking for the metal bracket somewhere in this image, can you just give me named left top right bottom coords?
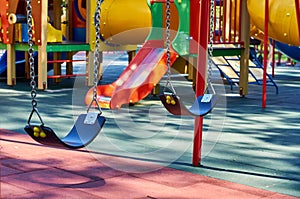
left=84, top=112, right=99, bottom=125
left=201, top=94, right=213, bottom=103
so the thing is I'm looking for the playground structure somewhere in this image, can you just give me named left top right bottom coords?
left=23, top=0, right=106, bottom=149
left=81, top=0, right=294, bottom=107
left=248, top=0, right=300, bottom=46
left=0, top=0, right=299, bottom=92
left=0, top=0, right=300, bottom=166
left=212, top=51, right=279, bottom=94
left=82, top=0, right=251, bottom=166
left=0, top=0, right=152, bottom=89
left=87, top=0, right=299, bottom=166
left=84, top=0, right=248, bottom=109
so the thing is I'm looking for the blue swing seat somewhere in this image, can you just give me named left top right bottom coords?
left=160, top=92, right=217, bottom=116
left=24, top=114, right=105, bottom=149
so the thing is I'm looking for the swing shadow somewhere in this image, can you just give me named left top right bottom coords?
left=172, top=162, right=300, bottom=182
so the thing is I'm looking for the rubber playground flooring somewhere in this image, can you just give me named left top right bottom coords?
left=1, top=55, right=300, bottom=198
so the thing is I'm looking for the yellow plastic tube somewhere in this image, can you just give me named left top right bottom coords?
left=248, top=0, right=299, bottom=46
left=100, top=0, right=152, bottom=45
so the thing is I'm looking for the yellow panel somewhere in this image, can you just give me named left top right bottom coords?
left=248, top=0, right=299, bottom=46
left=88, top=0, right=96, bottom=50
left=47, top=23, right=62, bottom=42
left=100, top=0, right=151, bottom=45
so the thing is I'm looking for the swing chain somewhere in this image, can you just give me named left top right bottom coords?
left=26, top=0, right=44, bottom=125
left=26, top=0, right=37, bottom=109
left=207, top=0, right=216, bottom=94
left=87, top=0, right=103, bottom=114
left=164, top=0, right=176, bottom=94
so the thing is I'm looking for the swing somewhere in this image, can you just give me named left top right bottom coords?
left=24, top=0, right=105, bottom=148
left=160, top=0, right=217, bottom=116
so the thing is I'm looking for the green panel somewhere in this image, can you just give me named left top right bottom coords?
left=14, top=43, right=38, bottom=51
left=14, top=43, right=90, bottom=52
left=147, top=1, right=163, bottom=41
left=172, top=0, right=190, bottom=56
left=46, top=43, right=90, bottom=52
left=189, top=47, right=244, bottom=57
left=0, top=43, right=7, bottom=49
left=212, top=47, right=244, bottom=57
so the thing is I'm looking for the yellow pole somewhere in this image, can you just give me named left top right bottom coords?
left=38, top=0, right=48, bottom=90
left=239, top=0, right=250, bottom=96
left=86, top=0, right=96, bottom=86
left=7, top=44, right=16, bottom=86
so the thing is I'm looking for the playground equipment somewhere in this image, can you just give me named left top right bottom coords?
left=0, top=51, right=28, bottom=76
left=84, top=0, right=250, bottom=166
left=24, top=0, right=105, bottom=149
left=0, top=0, right=151, bottom=89
left=248, top=0, right=300, bottom=46
left=85, top=43, right=178, bottom=109
left=213, top=52, right=278, bottom=93
left=274, top=41, right=300, bottom=62
left=0, top=0, right=90, bottom=88
left=85, top=0, right=220, bottom=110
left=84, top=0, right=183, bottom=109
left=4, top=0, right=295, bottom=164
left=99, top=0, right=151, bottom=45
left=247, top=0, right=300, bottom=107
left=159, top=0, right=217, bottom=116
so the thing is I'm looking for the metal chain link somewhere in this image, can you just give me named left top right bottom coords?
left=208, top=0, right=216, bottom=94
left=87, top=0, right=103, bottom=114
left=93, top=0, right=101, bottom=101
left=26, top=0, right=37, bottom=109
left=164, top=0, right=176, bottom=94
left=164, top=0, right=215, bottom=95
left=26, top=0, right=45, bottom=125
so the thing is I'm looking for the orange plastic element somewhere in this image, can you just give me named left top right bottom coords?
left=85, top=41, right=178, bottom=109
left=250, top=23, right=265, bottom=42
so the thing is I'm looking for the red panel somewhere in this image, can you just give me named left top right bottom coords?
left=295, top=0, right=300, bottom=44
left=0, top=0, right=9, bottom=43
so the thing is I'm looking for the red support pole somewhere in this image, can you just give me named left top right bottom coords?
left=238, top=0, right=242, bottom=43
left=193, top=0, right=210, bottom=166
left=229, top=0, right=232, bottom=42
left=262, top=0, right=269, bottom=108
left=223, top=0, right=227, bottom=41
left=295, top=0, right=300, bottom=44
left=213, top=0, right=217, bottom=41
left=233, top=0, right=237, bottom=41
left=218, top=0, right=223, bottom=41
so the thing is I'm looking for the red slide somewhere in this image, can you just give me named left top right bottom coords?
left=85, top=41, right=178, bottom=109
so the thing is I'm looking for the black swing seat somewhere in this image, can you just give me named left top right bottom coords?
left=160, top=92, right=217, bottom=116
left=24, top=114, right=105, bottom=149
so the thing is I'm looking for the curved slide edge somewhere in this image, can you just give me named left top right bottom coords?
left=274, top=41, right=300, bottom=62
left=0, top=51, right=26, bottom=76
left=85, top=41, right=178, bottom=109
left=109, top=48, right=177, bottom=109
